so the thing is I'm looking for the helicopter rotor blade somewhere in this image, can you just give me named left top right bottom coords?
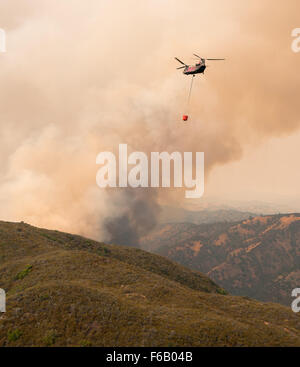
left=177, top=66, right=186, bottom=70
left=175, top=57, right=187, bottom=66
left=194, top=53, right=225, bottom=61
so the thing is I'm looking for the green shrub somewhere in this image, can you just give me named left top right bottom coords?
left=43, top=331, right=57, bottom=346
left=39, top=293, right=50, bottom=301
left=8, top=329, right=22, bottom=342
left=15, top=265, right=32, bottom=280
left=80, top=340, right=92, bottom=347
left=97, top=247, right=110, bottom=256
left=216, top=288, right=228, bottom=295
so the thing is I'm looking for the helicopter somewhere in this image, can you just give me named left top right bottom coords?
left=175, top=54, right=225, bottom=76
left=175, top=54, right=225, bottom=121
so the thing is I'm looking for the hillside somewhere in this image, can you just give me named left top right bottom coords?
left=143, top=214, right=300, bottom=306
left=0, top=220, right=299, bottom=346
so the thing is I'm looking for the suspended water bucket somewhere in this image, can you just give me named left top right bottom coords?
left=182, top=115, right=189, bottom=121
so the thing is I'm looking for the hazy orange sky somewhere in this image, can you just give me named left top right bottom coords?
left=0, top=0, right=299, bottom=240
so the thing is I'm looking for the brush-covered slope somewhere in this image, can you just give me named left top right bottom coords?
left=0, top=221, right=299, bottom=347
left=145, top=214, right=300, bottom=305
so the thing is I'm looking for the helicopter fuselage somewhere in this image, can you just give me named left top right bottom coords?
left=183, top=63, right=206, bottom=75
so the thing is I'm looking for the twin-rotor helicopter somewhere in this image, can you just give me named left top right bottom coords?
left=175, top=53, right=225, bottom=76
left=175, top=53, right=225, bottom=121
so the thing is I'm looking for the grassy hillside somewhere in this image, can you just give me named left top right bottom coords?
left=0, top=221, right=299, bottom=347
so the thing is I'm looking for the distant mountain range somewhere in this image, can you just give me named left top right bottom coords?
left=158, top=199, right=300, bottom=226
left=141, top=214, right=300, bottom=306
left=158, top=206, right=257, bottom=225
left=0, top=221, right=299, bottom=346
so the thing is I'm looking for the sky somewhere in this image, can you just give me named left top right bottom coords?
left=208, top=131, right=300, bottom=204
left=0, top=0, right=299, bottom=243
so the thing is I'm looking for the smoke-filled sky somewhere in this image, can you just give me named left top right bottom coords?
left=0, top=0, right=299, bottom=244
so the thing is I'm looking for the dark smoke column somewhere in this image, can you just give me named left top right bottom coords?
left=104, top=189, right=160, bottom=248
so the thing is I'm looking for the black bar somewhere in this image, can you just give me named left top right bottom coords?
left=0, top=347, right=298, bottom=366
